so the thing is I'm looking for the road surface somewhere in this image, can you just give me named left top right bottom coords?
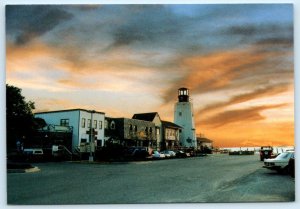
left=7, top=154, right=295, bottom=204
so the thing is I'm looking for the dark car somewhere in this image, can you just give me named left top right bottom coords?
left=125, top=147, right=149, bottom=159
left=288, top=156, right=295, bottom=178
left=259, top=146, right=273, bottom=161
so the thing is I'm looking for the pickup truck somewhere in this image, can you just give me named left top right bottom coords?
left=259, top=146, right=273, bottom=161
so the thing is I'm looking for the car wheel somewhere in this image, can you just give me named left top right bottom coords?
left=279, top=166, right=289, bottom=175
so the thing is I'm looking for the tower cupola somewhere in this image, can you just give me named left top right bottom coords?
left=178, top=87, right=189, bottom=102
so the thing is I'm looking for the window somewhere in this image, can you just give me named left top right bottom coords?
left=81, top=118, right=86, bottom=128
left=99, top=121, right=103, bottom=129
left=156, top=128, right=160, bottom=135
left=129, top=124, right=133, bottom=131
left=179, top=112, right=182, bottom=116
left=133, top=125, right=137, bottom=132
left=110, top=121, right=115, bottom=129
left=145, top=127, right=148, bottom=132
left=60, top=119, right=69, bottom=126
left=149, top=127, right=153, bottom=133
left=94, top=120, right=97, bottom=129
left=105, top=120, right=108, bottom=129
left=87, top=119, right=91, bottom=128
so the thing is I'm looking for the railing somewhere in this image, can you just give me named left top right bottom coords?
left=59, top=145, right=73, bottom=161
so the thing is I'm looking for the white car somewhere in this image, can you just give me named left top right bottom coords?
left=160, top=150, right=176, bottom=158
left=152, top=151, right=166, bottom=159
left=263, top=151, right=294, bottom=173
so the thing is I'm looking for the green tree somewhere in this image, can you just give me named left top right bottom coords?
left=6, top=84, right=36, bottom=151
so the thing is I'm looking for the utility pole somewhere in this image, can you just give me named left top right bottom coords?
left=89, top=110, right=96, bottom=162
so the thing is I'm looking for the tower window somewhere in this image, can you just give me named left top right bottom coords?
left=179, top=112, right=182, bottom=116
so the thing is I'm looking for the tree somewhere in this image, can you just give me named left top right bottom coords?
left=6, top=84, right=36, bottom=151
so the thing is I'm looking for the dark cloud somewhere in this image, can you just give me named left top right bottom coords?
left=75, top=5, right=101, bottom=11
left=107, top=5, right=187, bottom=49
left=6, top=5, right=73, bottom=45
left=226, top=24, right=291, bottom=36
left=221, top=23, right=293, bottom=49
left=201, top=104, right=287, bottom=128
left=255, top=37, right=293, bottom=47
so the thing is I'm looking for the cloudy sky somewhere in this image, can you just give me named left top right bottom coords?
left=6, top=4, right=294, bottom=147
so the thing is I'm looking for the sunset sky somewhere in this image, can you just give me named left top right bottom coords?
left=5, top=4, right=294, bottom=147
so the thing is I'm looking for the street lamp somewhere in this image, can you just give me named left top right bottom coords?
left=89, top=110, right=96, bottom=162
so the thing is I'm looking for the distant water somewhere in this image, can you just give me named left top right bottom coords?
left=220, top=146, right=294, bottom=154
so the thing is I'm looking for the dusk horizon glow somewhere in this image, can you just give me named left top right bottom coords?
left=6, top=4, right=294, bottom=147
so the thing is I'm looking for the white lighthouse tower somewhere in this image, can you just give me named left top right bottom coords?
left=174, top=87, right=197, bottom=149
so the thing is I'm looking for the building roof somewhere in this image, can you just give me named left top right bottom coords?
left=161, top=120, right=182, bottom=129
left=132, top=112, right=159, bottom=121
left=35, top=108, right=105, bottom=115
left=197, top=137, right=213, bottom=143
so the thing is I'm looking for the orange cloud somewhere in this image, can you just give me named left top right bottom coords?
left=199, top=104, right=287, bottom=128
left=162, top=44, right=293, bottom=103
left=33, top=98, right=80, bottom=113
left=198, top=119, right=294, bottom=148
left=198, top=83, right=290, bottom=115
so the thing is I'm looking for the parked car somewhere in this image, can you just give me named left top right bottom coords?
left=175, top=150, right=188, bottom=158
left=259, top=146, right=273, bottom=161
left=160, top=150, right=176, bottom=158
left=23, top=148, right=44, bottom=161
left=263, top=151, right=294, bottom=174
left=152, top=151, right=166, bottom=159
left=125, top=147, right=149, bottom=158
left=288, top=155, right=295, bottom=178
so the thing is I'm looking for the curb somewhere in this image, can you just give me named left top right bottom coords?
left=7, top=166, right=40, bottom=173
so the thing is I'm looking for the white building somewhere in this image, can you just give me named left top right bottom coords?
left=174, top=88, right=197, bottom=149
left=35, top=109, right=105, bottom=152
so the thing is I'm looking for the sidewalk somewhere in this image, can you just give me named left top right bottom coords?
left=7, top=162, right=40, bottom=173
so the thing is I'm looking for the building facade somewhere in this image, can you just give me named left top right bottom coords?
left=174, top=88, right=197, bottom=149
left=35, top=109, right=105, bottom=152
left=105, top=117, right=156, bottom=148
left=161, top=120, right=181, bottom=150
left=132, top=112, right=182, bottom=150
left=132, top=112, right=162, bottom=149
left=197, top=136, right=213, bottom=150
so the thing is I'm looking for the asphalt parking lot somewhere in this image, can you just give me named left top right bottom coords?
left=7, top=154, right=295, bottom=204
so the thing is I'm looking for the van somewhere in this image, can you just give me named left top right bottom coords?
left=23, top=148, right=44, bottom=161
left=23, top=148, right=44, bottom=155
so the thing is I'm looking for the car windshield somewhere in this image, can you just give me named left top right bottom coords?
left=275, top=152, right=293, bottom=159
